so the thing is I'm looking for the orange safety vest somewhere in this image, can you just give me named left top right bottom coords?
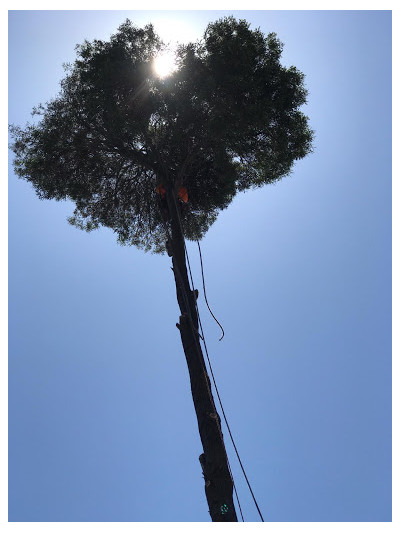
left=178, top=186, right=188, bottom=203
left=156, top=184, right=188, bottom=203
left=155, top=184, right=166, bottom=199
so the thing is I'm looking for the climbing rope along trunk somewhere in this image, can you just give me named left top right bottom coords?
left=163, top=184, right=239, bottom=521
left=170, top=190, right=264, bottom=522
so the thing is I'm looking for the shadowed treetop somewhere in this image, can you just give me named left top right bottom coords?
left=10, top=17, right=313, bottom=253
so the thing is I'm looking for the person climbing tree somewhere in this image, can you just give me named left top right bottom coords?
left=155, top=183, right=169, bottom=220
left=156, top=183, right=188, bottom=221
left=9, top=16, right=313, bottom=521
left=178, top=186, right=189, bottom=204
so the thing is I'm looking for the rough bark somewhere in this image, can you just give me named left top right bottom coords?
left=165, top=186, right=238, bottom=522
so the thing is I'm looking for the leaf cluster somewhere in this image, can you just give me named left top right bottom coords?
left=10, top=17, right=313, bottom=253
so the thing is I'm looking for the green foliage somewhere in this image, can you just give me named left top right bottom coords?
left=10, top=17, right=313, bottom=253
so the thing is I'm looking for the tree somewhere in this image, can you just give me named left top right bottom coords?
left=10, top=16, right=313, bottom=521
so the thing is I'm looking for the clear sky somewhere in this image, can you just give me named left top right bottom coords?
left=8, top=9, right=392, bottom=523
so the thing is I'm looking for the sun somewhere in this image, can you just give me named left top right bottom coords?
left=153, top=51, right=177, bottom=78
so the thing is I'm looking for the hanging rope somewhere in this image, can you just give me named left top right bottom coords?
left=156, top=189, right=245, bottom=520
left=170, top=192, right=264, bottom=523
left=182, top=233, right=245, bottom=522
left=196, top=240, right=225, bottom=341
left=188, top=254, right=264, bottom=522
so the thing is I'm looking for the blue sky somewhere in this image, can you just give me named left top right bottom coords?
left=8, top=9, right=392, bottom=523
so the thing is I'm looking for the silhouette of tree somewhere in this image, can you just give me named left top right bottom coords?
left=10, top=17, right=313, bottom=521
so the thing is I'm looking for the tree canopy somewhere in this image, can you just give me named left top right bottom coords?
left=10, top=17, right=313, bottom=253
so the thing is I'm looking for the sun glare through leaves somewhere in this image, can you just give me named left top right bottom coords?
left=153, top=51, right=177, bottom=78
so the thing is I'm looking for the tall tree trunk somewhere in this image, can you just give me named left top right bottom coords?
left=165, top=186, right=238, bottom=522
